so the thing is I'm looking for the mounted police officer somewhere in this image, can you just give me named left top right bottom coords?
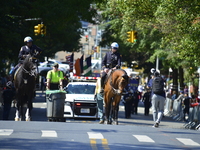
left=10, top=36, right=42, bottom=81
left=101, top=42, right=121, bottom=92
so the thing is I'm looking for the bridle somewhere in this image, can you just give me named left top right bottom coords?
left=109, top=70, right=128, bottom=95
left=20, top=56, right=37, bottom=84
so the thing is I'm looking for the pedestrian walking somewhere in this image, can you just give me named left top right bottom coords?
left=142, top=89, right=151, bottom=116
left=123, top=85, right=133, bottom=118
left=171, top=91, right=177, bottom=111
left=182, top=93, right=190, bottom=122
left=94, top=77, right=104, bottom=124
left=2, top=81, right=15, bottom=120
left=46, top=63, right=64, bottom=90
left=151, top=71, right=165, bottom=128
left=132, top=90, right=141, bottom=115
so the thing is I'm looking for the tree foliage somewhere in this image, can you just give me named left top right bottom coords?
left=97, top=0, right=200, bottom=77
left=0, top=0, right=103, bottom=75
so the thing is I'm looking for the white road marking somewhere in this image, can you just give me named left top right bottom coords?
left=133, top=135, right=155, bottom=143
left=87, top=132, right=104, bottom=139
left=0, top=129, right=13, bottom=136
left=41, top=130, right=57, bottom=137
left=176, top=138, right=200, bottom=146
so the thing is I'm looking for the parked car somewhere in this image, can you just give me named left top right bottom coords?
left=38, top=59, right=69, bottom=75
left=64, top=77, right=98, bottom=119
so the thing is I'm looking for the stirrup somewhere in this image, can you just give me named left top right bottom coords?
left=100, top=89, right=104, bottom=93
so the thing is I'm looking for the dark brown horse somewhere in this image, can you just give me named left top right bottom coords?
left=104, top=69, right=129, bottom=125
left=14, top=55, right=37, bottom=121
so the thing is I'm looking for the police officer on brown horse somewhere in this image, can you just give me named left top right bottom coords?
left=101, top=42, right=121, bottom=92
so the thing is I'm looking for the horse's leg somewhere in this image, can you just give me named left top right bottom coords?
left=15, top=103, right=20, bottom=121
left=26, top=95, right=33, bottom=121
left=112, top=96, right=121, bottom=125
left=104, top=93, right=112, bottom=125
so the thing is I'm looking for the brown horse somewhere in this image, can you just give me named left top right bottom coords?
left=103, top=69, right=129, bottom=125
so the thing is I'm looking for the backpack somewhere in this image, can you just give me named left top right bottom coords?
left=152, top=76, right=164, bottom=95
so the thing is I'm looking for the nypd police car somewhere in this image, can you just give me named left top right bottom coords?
left=64, top=76, right=98, bottom=119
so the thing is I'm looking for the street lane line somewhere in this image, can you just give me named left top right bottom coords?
left=176, top=138, right=200, bottom=146
left=102, top=139, right=110, bottom=150
left=90, top=139, right=97, bottom=150
left=0, top=129, right=13, bottom=136
left=41, top=130, right=57, bottom=137
left=133, top=135, right=155, bottom=143
left=87, top=132, right=104, bottom=139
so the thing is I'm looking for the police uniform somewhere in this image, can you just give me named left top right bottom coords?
left=101, top=51, right=121, bottom=87
left=18, top=45, right=42, bottom=63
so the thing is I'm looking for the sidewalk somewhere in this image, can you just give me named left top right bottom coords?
left=118, top=102, right=185, bottom=129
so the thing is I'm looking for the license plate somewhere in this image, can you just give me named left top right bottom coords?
left=81, top=108, right=90, bottom=113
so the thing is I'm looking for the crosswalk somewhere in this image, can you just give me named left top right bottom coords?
left=0, top=129, right=200, bottom=147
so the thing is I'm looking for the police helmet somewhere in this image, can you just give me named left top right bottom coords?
left=150, top=68, right=156, bottom=74
left=6, top=81, right=12, bottom=88
left=24, top=36, right=33, bottom=43
left=111, top=42, right=119, bottom=49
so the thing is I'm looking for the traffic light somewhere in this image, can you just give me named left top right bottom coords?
left=127, top=31, right=133, bottom=43
left=34, top=24, right=41, bottom=36
left=40, top=24, right=44, bottom=36
left=43, top=26, right=46, bottom=36
left=133, top=31, right=138, bottom=42
left=127, top=31, right=137, bottom=43
left=86, top=35, right=88, bottom=42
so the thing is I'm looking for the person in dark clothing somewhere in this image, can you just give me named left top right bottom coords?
left=182, top=93, right=190, bottom=122
left=2, top=81, right=15, bottom=120
left=142, top=89, right=152, bottom=116
left=101, top=42, right=121, bottom=92
left=123, top=85, right=133, bottom=118
left=10, top=36, right=42, bottom=81
left=132, top=90, right=141, bottom=115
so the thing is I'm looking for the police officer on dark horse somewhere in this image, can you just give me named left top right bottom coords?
left=11, top=36, right=42, bottom=81
left=13, top=36, right=42, bottom=121
left=101, top=42, right=121, bottom=92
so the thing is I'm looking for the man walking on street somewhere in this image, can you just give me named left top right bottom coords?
left=151, top=71, right=165, bottom=128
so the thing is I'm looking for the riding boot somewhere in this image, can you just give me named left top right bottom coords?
left=11, top=65, right=20, bottom=83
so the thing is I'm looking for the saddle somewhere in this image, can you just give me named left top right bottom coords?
left=104, top=69, right=113, bottom=86
left=14, top=66, right=22, bottom=80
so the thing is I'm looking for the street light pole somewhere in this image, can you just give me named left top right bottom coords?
left=156, top=56, right=159, bottom=71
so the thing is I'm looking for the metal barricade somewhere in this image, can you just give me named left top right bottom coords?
left=184, top=105, right=200, bottom=130
left=171, top=99, right=183, bottom=121
left=164, top=98, right=172, bottom=116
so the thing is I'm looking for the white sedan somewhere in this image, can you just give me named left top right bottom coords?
left=64, top=82, right=98, bottom=119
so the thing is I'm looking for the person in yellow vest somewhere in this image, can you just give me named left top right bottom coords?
left=46, top=63, right=64, bottom=90
left=95, top=77, right=104, bottom=124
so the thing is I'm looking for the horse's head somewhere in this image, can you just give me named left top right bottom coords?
left=21, top=55, right=37, bottom=77
left=118, top=73, right=129, bottom=94
left=109, top=69, right=129, bottom=95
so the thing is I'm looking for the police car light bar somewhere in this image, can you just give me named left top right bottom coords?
left=71, top=75, right=98, bottom=80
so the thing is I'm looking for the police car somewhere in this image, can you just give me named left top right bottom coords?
left=64, top=76, right=98, bottom=119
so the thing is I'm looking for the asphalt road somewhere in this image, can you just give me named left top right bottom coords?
left=0, top=90, right=186, bottom=129
left=0, top=91, right=200, bottom=150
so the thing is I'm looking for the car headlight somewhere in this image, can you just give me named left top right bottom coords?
left=65, top=101, right=71, bottom=106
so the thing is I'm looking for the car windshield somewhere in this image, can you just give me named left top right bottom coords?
left=66, top=84, right=95, bottom=94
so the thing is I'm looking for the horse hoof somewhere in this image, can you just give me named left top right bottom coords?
left=26, top=118, right=31, bottom=121
left=112, top=121, right=118, bottom=125
left=15, top=118, right=20, bottom=121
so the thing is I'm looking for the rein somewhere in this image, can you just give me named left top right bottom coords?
left=21, top=59, right=37, bottom=84
left=109, top=69, right=127, bottom=95
left=22, top=66, right=37, bottom=77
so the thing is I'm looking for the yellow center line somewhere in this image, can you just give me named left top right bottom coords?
left=90, top=139, right=97, bottom=150
left=102, top=139, right=110, bottom=150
